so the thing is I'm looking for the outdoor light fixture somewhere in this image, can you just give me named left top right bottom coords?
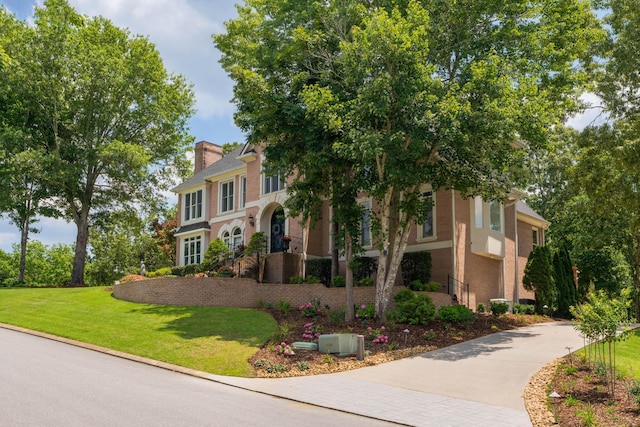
left=248, top=213, right=254, bottom=226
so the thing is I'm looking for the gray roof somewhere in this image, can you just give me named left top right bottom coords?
left=516, top=200, right=548, bottom=225
left=172, top=145, right=246, bottom=192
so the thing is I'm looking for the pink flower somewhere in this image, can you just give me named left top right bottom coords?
left=361, top=304, right=366, bottom=309
left=381, top=326, right=385, bottom=330
left=304, top=322, right=314, bottom=328
left=367, top=326, right=372, bottom=330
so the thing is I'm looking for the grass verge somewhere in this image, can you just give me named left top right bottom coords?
left=0, top=287, right=278, bottom=377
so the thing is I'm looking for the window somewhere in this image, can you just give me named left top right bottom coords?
left=220, top=180, right=234, bottom=213
left=184, top=190, right=203, bottom=221
left=474, top=196, right=483, bottom=228
left=222, top=231, right=231, bottom=248
left=532, top=228, right=539, bottom=247
left=264, top=173, right=284, bottom=194
left=183, top=235, right=202, bottom=265
left=240, top=176, right=247, bottom=208
left=489, top=200, right=502, bottom=232
left=419, top=191, right=435, bottom=239
left=361, top=202, right=372, bottom=247
left=232, top=227, right=243, bottom=248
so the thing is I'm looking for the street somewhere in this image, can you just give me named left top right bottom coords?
left=0, top=328, right=395, bottom=426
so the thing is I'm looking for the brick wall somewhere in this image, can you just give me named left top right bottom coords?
left=113, top=277, right=453, bottom=310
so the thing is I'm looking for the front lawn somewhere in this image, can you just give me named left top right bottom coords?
left=0, top=287, right=278, bottom=377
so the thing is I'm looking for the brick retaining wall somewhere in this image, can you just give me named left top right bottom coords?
left=113, top=277, right=453, bottom=310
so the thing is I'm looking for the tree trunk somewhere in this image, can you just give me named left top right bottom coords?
left=344, top=232, right=355, bottom=322
left=70, top=210, right=90, bottom=286
left=375, top=189, right=413, bottom=319
left=331, top=219, right=339, bottom=278
left=18, top=212, right=30, bottom=283
left=635, top=235, right=640, bottom=320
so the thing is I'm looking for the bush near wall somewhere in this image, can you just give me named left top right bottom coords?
left=401, top=251, right=432, bottom=286
left=306, top=258, right=332, bottom=286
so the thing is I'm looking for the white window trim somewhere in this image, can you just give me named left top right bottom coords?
left=183, top=189, right=204, bottom=225
left=360, top=200, right=372, bottom=248
left=417, top=189, right=437, bottom=241
left=219, top=179, right=235, bottom=214
left=181, top=234, right=203, bottom=266
left=240, top=175, right=247, bottom=209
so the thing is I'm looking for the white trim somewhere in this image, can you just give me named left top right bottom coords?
left=182, top=187, right=206, bottom=225
left=219, top=178, right=235, bottom=214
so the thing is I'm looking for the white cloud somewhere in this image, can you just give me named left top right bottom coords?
left=566, top=93, right=610, bottom=131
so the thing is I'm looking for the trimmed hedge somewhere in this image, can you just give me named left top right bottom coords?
left=401, top=251, right=432, bottom=286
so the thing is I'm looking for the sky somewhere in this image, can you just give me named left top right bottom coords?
left=0, top=0, right=608, bottom=253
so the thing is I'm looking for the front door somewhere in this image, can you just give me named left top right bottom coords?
left=270, top=207, right=285, bottom=253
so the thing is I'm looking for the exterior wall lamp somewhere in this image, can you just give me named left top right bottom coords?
left=248, top=213, right=254, bottom=226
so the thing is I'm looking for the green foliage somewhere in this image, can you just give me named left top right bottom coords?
left=331, top=275, right=346, bottom=288
left=215, top=0, right=601, bottom=319
left=576, top=246, right=632, bottom=298
left=305, top=258, right=331, bottom=286
left=352, top=256, right=378, bottom=282
left=409, top=280, right=441, bottom=292
left=276, top=300, right=291, bottom=317
left=523, top=246, right=557, bottom=314
left=0, top=287, right=277, bottom=376
left=183, top=264, right=200, bottom=276
left=477, top=303, right=486, bottom=313
left=401, top=252, right=432, bottom=287
left=355, top=303, right=375, bottom=321
left=202, top=238, right=228, bottom=273
left=389, top=289, right=436, bottom=325
left=490, top=301, right=510, bottom=317
left=289, top=276, right=304, bottom=284
left=0, top=0, right=195, bottom=285
left=626, top=380, right=640, bottom=407
left=358, top=277, right=374, bottom=287
left=305, top=275, right=321, bottom=284
left=513, top=303, right=536, bottom=315
left=245, top=232, right=268, bottom=258
left=553, top=244, right=578, bottom=319
left=438, top=305, right=474, bottom=323
left=0, top=241, right=73, bottom=287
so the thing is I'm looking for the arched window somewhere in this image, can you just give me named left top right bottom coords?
left=232, top=227, right=243, bottom=249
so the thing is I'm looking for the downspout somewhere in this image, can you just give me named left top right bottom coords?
left=514, top=205, right=519, bottom=305
left=451, top=190, right=457, bottom=283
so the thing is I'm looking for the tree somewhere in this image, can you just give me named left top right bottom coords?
left=523, top=246, right=557, bottom=314
left=245, top=231, right=268, bottom=282
left=553, top=243, right=578, bottom=319
left=0, top=0, right=194, bottom=286
left=583, top=0, right=640, bottom=319
left=216, top=0, right=604, bottom=318
left=150, top=206, right=178, bottom=266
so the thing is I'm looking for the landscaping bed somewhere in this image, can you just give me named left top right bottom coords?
left=249, top=306, right=551, bottom=378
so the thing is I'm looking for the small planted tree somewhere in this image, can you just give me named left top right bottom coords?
left=245, top=232, right=268, bottom=282
left=202, top=238, right=228, bottom=275
left=570, top=289, right=634, bottom=397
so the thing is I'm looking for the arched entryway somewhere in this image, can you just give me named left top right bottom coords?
left=270, top=206, right=285, bottom=253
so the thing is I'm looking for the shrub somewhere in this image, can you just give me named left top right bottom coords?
left=170, top=266, right=185, bottom=277
left=400, top=251, right=432, bottom=286
left=388, top=289, right=436, bottom=325
left=306, top=258, right=331, bottom=286
left=183, top=264, right=200, bottom=276
left=358, top=277, right=374, bottom=287
left=305, top=275, right=321, bottom=284
left=355, top=303, right=375, bottom=320
left=490, top=301, right=510, bottom=316
left=408, top=280, right=427, bottom=291
left=217, top=265, right=235, bottom=277
left=352, top=256, right=378, bottom=282
left=299, top=297, right=322, bottom=318
left=477, top=302, right=486, bottom=313
left=513, top=303, right=535, bottom=315
left=289, top=276, right=304, bottom=284
left=438, top=305, right=474, bottom=323
left=425, top=281, right=441, bottom=292
left=331, top=275, right=346, bottom=287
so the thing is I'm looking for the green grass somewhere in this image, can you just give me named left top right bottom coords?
left=578, top=328, right=640, bottom=381
left=0, top=287, right=278, bottom=377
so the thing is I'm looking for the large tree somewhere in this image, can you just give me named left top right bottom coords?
left=0, top=0, right=194, bottom=286
left=216, top=0, right=603, bottom=318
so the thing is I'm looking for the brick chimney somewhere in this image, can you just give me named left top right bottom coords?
left=194, top=141, right=223, bottom=173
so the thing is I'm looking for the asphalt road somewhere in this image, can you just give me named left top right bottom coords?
left=0, top=328, right=396, bottom=427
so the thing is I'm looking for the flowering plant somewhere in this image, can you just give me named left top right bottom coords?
left=302, top=322, right=324, bottom=341
left=366, top=325, right=389, bottom=344
left=299, top=297, right=322, bottom=318
left=355, top=303, right=375, bottom=320
left=274, top=342, right=295, bottom=356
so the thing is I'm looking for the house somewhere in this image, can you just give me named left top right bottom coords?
left=171, top=140, right=548, bottom=310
